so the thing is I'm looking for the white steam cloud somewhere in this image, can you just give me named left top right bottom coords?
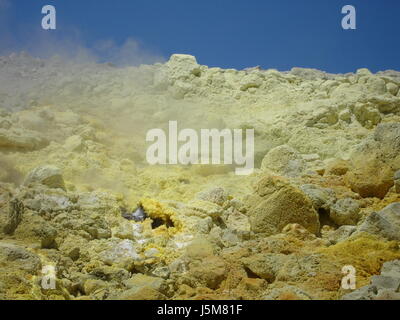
left=0, top=1, right=165, bottom=66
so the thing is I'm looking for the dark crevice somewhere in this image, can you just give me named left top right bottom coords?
left=244, top=267, right=262, bottom=279
left=151, top=217, right=174, bottom=229
left=318, top=208, right=337, bottom=228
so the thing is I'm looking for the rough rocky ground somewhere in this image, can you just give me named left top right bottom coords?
left=0, top=53, right=400, bottom=300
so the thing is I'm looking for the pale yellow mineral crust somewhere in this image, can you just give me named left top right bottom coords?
left=0, top=53, right=399, bottom=300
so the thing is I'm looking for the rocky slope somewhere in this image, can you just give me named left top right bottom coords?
left=0, top=53, right=400, bottom=300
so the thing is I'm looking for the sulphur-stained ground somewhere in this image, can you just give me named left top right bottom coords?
left=0, top=53, right=400, bottom=300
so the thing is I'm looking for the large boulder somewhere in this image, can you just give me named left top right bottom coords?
left=345, top=123, right=400, bottom=199
left=246, top=175, right=320, bottom=235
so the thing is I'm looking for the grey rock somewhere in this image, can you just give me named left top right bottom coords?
left=123, top=274, right=167, bottom=294
left=122, top=206, right=147, bottom=222
left=0, top=242, right=41, bottom=272
left=374, top=289, right=400, bottom=300
left=261, top=145, right=306, bottom=177
left=374, top=123, right=400, bottom=151
left=327, top=225, right=357, bottom=244
left=353, top=203, right=400, bottom=241
left=24, top=165, right=66, bottom=190
left=264, top=285, right=314, bottom=300
left=395, top=170, right=400, bottom=193
left=301, top=184, right=336, bottom=211
left=342, top=285, right=378, bottom=300
left=196, top=187, right=228, bottom=206
left=132, top=206, right=147, bottom=222
left=381, top=260, right=400, bottom=279
left=371, top=275, right=400, bottom=291
left=330, top=198, right=360, bottom=226
left=3, top=198, right=24, bottom=235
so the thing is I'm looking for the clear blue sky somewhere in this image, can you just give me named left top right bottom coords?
left=1, top=0, right=400, bottom=73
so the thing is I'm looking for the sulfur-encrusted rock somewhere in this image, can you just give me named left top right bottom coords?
left=225, top=210, right=251, bottom=234
left=0, top=128, right=48, bottom=150
left=59, top=235, right=88, bottom=261
left=186, top=255, right=227, bottom=289
left=246, top=175, right=320, bottom=235
left=24, top=165, right=66, bottom=191
left=353, top=203, right=400, bottom=241
left=3, top=198, right=24, bottom=235
left=116, top=286, right=166, bottom=300
left=263, top=285, right=313, bottom=300
left=64, top=135, right=85, bottom=152
left=83, top=279, right=108, bottom=296
left=345, top=123, right=400, bottom=199
left=0, top=242, right=41, bottom=273
left=300, top=184, right=336, bottom=212
left=395, top=170, right=400, bottom=193
left=261, top=145, right=306, bottom=177
left=123, top=274, right=167, bottom=295
left=240, top=73, right=263, bottom=91
left=242, top=253, right=288, bottom=282
left=353, top=102, right=382, bottom=128
left=165, top=54, right=201, bottom=82
left=386, top=82, right=399, bottom=96
left=326, top=225, right=357, bottom=244
left=325, top=159, right=350, bottom=176
left=329, top=198, right=360, bottom=226
left=100, top=239, right=142, bottom=271
left=196, top=187, right=228, bottom=206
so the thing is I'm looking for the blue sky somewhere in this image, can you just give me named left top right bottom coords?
left=1, top=0, right=400, bottom=73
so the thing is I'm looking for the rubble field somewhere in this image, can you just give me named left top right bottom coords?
left=0, top=53, right=400, bottom=300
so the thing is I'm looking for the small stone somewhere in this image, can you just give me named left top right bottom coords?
left=196, top=187, right=228, bottom=206
left=326, top=225, right=356, bottom=244
left=83, top=279, right=107, bottom=295
left=24, top=165, right=66, bottom=191
left=123, top=274, right=167, bottom=294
